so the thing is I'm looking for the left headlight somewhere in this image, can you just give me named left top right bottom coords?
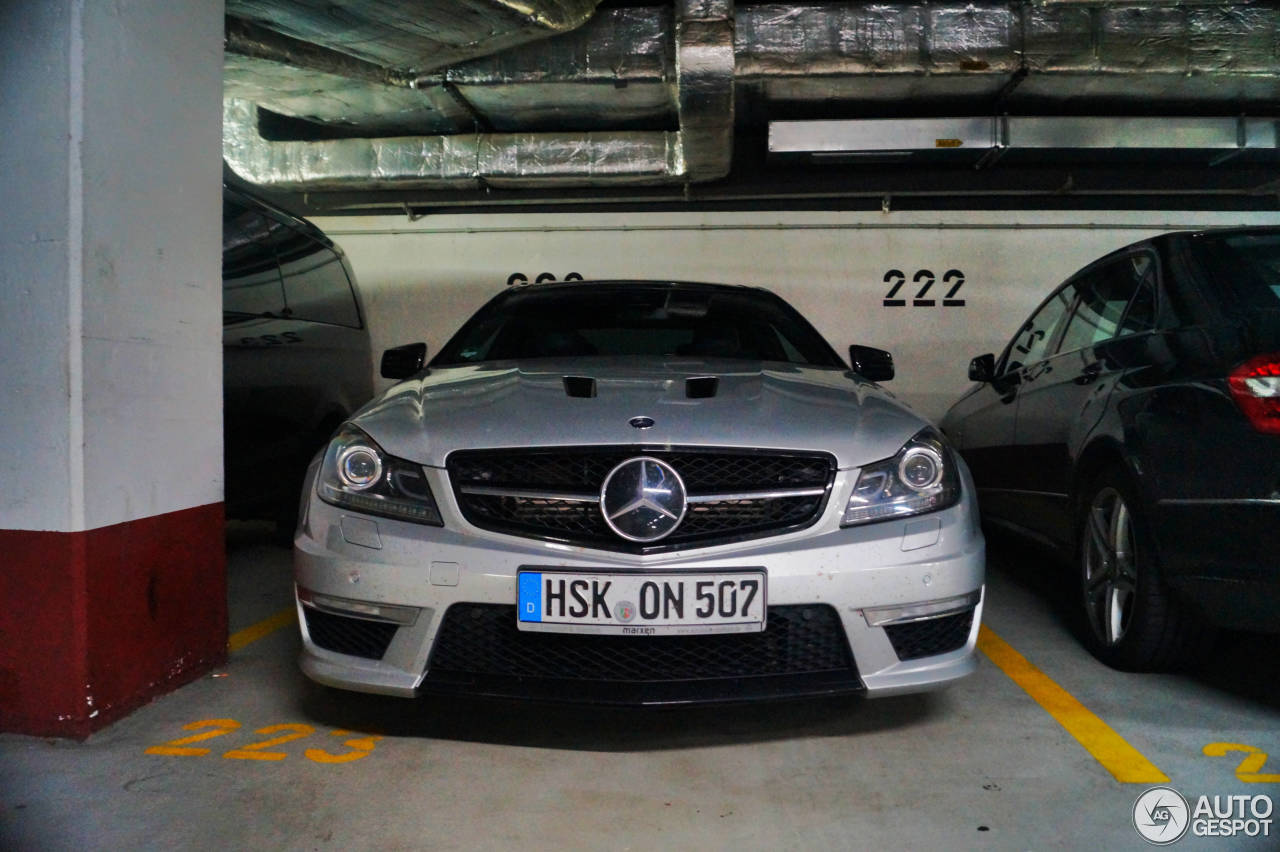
left=317, top=425, right=443, bottom=526
left=842, top=428, right=961, bottom=526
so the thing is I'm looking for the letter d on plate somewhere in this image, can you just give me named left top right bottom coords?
left=519, top=572, right=542, bottom=622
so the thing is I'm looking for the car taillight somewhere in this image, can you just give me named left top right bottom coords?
left=1228, top=353, right=1280, bottom=435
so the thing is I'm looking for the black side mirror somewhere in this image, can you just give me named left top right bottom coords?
left=849, top=345, right=894, bottom=382
left=968, top=353, right=996, bottom=382
left=380, top=343, right=428, bottom=379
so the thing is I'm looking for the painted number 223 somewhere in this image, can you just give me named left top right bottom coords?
left=146, top=719, right=382, bottom=764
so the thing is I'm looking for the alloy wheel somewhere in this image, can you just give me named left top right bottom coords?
left=1082, top=486, right=1138, bottom=647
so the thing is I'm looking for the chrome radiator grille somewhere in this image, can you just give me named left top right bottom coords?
left=446, top=447, right=835, bottom=552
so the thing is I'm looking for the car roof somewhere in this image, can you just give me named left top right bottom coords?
left=1180, top=225, right=1280, bottom=243
left=1070, top=225, right=1279, bottom=272
left=505, top=279, right=769, bottom=296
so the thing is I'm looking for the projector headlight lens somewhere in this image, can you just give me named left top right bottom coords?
left=842, top=429, right=960, bottom=526
left=317, top=425, right=442, bottom=526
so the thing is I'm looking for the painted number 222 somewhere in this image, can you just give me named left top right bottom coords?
left=883, top=269, right=966, bottom=307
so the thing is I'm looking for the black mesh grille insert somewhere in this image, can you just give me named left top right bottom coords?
left=883, top=610, right=975, bottom=661
left=303, top=607, right=398, bottom=660
left=448, top=448, right=835, bottom=552
left=427, top=603, right=854, bottom=682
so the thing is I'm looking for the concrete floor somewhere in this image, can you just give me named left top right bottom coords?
left=2, top=526, right=1278, bottom=851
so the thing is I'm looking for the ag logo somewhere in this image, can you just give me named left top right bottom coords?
left=1133, top=787, right=1190, bottom=845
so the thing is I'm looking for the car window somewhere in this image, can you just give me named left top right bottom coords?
left=1187, top=232, right=1280, bottom=311
left=222, top=205, right=279, bottom=280
left=1117, top=254, right=1158, bottom=336
left=279, top=244, right=363, bottom=328
left=1005, top=284, right=1076, bottom=372
left=433, top=285, right=845, bottom=367
left=223, top=195, right=362, bottom=329
left=1057, top=253, right=1156, bottom=353
left=223, top=264, right=284, bottom=321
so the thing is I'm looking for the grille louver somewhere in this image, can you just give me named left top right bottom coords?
left=447, top=447, right=835, bottom=552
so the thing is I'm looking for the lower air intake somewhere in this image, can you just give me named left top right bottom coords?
left=427, top=603, right=855, bottom=683
left=883, top=610, right=975, bottom=661
left=303, top=607, right=398, bottom=660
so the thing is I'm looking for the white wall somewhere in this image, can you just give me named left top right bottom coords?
left=0, top=3, right=76, bottom=530
left=78, top=0, right=224, bottom=530
left=0, top=1, right=223, bottom=532
left=316, top=208, right=1279, bottom=423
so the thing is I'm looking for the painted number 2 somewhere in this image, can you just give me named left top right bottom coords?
left=223, top=724, right=315, bottom=761
left=144, top=718, right=240, bottom=756
left=1204, top=743, right=1280, bottom=782
left=883, top=269, right=965, bottom=307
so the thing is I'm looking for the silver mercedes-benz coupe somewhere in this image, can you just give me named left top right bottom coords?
left=294, top=280, right=985, bottom=704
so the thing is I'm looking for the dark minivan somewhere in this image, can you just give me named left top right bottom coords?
left=942, top=228, right=1279, bottom=670
left=222, top=186, right=373, bottom=536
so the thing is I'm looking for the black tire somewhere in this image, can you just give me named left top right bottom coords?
left=272, top=496, right=300, bottom=548
left=1076, top=468, right=1210, bottom=671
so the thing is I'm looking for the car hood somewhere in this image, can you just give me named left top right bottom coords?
left=351, top=357, right=931, bottom=470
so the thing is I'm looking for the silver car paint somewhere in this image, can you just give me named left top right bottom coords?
left=296, top=455, right=984, bottom=697
left=295, top=353, right=986, bottom=699
left=352, top=357, right=930, bottom=470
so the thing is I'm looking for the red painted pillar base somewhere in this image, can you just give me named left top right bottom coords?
left=0, top=504, right=227, bottom=738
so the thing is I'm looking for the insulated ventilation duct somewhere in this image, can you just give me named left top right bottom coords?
left=223, top=1, right=1280, bottom=195
left=223, top=0, right=735, bottom=190
left=226, top=0, right=604, bottom=72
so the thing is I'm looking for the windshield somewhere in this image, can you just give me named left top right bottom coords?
left=431, top=284, right=845, bottom=368
left=1188, top=231, right=1280, bottom=312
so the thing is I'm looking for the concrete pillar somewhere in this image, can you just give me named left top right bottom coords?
left=0, top=1, right=226, bottom=737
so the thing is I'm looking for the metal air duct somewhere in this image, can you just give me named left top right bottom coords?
left=223, top=0, right=736, bottom=190
left=222, top=2, right=1280, bottom=197
left=226, top=0, right=604, bottom=73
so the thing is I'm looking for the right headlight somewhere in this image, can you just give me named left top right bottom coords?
left=317, top=425, right=442, bottom=526
left=841, top=428, right=961, bottom=526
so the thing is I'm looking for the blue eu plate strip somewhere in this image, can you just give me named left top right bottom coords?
left=518, top=572, right=542, bottom=622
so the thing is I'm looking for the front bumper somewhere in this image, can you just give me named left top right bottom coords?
left=294, top=465, right=986, bottom=703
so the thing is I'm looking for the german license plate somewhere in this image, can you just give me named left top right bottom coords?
left=517, top=570, right=767, bottom=636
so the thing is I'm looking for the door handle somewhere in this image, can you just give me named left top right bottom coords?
left=1024, top=362, right=1052, bottom=382
left=1075, top=362, right=1103, bottom=385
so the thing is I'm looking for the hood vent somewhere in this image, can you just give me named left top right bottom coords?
left=563, top=376, right=597, bottom=398
left=561, top=374, right=719, bottom=398
left=685, top=376, right=720, bottom=399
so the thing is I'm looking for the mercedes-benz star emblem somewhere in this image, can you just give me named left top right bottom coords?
left=600, top=457, right=688, bottom=543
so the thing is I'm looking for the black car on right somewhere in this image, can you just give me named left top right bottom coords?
left=941, top=227, right=1280, bottom=670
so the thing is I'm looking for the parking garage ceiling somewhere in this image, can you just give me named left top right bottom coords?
left=222, top=0, right=1280, bottom=213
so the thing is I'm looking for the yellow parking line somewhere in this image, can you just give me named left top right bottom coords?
left=228, top=607, right=297, bottom=653
left=977, top=624, right=1169, bottom=784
